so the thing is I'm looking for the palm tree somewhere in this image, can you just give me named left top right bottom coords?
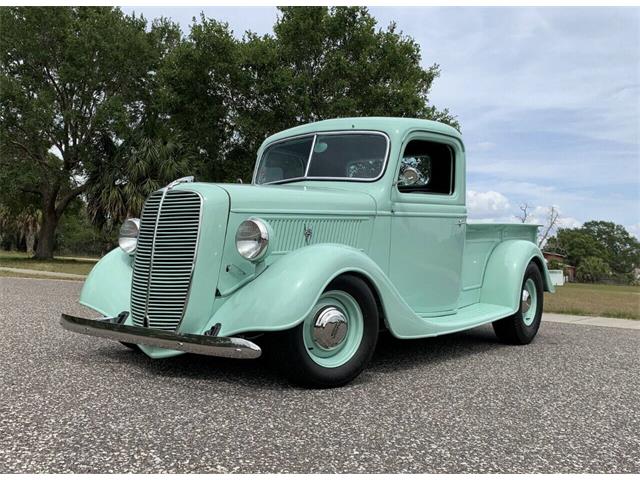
left=86, top=132, right=192, bottom=228
left=16, top=206, right=40, bottom=256
left=0, top=203, right=41, bottom=256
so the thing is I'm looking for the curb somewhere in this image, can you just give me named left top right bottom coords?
left=543, top=313, right=639, bottom=330
left=0, top=267, right=87, bottom=280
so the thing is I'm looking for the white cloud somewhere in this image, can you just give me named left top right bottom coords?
left=371, top=7, right=639, bottom=230
left=467, top=190, right=583, bottom=234
left=467, top=190, right=511, bottom=218
left=390, top=7, right=640, bottom=147
left=557, top=216, right=582, bottom=230
left=627, top=223, right=640, bottom=240
left=522, top=205, right=582, bottom=229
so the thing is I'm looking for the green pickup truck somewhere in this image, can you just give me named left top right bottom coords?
left=62, top=117, right=554, bottom=387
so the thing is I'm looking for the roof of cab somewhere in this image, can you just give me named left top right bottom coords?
left=262, top=117, right=462, bottom=146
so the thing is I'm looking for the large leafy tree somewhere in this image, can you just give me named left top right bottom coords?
left=1, top=6, right=460, bottom=257
left=268, top=7, right=456, bottom=123
left=158, top=15, right=239, bottom=182
left=580, top=221, right=640, bottom=274
left=234, top=7, right=458, bottom=178
left=545, top=229, right=605, bottom=268
left=168, top=6, right=459, bottom=183
left=0, top=7, right=161, bottom=258
left=547, top=221, right=639, bottom=275
left=85, top=16, right=188, bottom=228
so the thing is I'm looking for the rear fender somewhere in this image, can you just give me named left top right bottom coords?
left=480, top=239, right=555, bottom=313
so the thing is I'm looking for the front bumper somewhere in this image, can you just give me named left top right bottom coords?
left=60, top=312, right=261, bottom=359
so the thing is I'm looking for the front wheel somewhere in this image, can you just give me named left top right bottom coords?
left=274, top=274, right=379, bottom=388
left=492, top=262, right=544, bottom=344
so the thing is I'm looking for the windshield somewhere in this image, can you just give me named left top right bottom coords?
left=254, top=132, right=388, bottom=185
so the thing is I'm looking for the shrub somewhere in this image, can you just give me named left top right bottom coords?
left=576, top=256, right=611, bottom=283
left=548, top=259, right=563, bottom=270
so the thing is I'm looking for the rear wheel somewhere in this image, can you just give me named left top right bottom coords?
left=275, top=274, right=379, bottom=388
left=492, top=262, right=544, bottom=344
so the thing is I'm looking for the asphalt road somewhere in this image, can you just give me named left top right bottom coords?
left=1, top=277, right=639, bottom=473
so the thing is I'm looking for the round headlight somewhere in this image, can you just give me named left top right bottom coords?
left=119, top=218, right=140, bottom=254
left=236, top=218, right=269, bottom=262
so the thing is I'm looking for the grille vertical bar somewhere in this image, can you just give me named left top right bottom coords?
left=130, top=189, right=202, bottom=331
left=130, top=191, right=162, bottom=326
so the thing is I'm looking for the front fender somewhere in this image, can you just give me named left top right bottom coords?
left=79, top=247, right=133, bottom=318
left=480, top=240, right=555, bottom=313
left=211, top=244, right=422, bottom=338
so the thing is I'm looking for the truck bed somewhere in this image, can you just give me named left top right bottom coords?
left=459, top=222, right=539, bottom=308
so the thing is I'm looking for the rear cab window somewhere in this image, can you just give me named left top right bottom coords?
left=397, top=139, right=455, bottom=195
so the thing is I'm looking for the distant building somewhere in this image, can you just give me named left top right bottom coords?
left=543, top=251, right=575, bottom=282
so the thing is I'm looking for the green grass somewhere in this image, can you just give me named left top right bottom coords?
left=2, top=250, right=638, bottom=320
left=0, top=250, right=96, bottom=276
left=544, top=282, right=640, bottom=320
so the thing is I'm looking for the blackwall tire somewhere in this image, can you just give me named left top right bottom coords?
left=275, top=274, right=379, bottom=388
left=492, top=262, right=544, bottom=345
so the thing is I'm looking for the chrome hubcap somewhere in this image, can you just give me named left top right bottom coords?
left=521, top=278, right=538, bottom=326
left=521, top=289, right=532, bottom=314
left=313, top=306, right=348, bottom=350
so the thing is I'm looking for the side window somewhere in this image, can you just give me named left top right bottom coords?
left=397, top=140, right=455, bottom=194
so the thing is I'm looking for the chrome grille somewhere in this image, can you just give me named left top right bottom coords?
left=130, top=189, right=202, bottom=331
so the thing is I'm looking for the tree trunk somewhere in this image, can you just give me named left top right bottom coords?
left=32, top=182, right=86, bottom=259
left=25, top=226, right=36, bottom=256
left=34, top=207, right=58, bottom=260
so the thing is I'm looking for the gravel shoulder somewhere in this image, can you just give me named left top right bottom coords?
left=1, top=277, right=639, bottom=473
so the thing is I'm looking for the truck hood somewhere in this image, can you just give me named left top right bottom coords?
left=218, top=183, right=377, bottom=215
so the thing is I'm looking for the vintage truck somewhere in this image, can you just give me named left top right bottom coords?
left=61, top=117, right=554, bottom=387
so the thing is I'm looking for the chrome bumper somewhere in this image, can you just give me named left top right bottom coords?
left=60, top=312, right=261, bottom=359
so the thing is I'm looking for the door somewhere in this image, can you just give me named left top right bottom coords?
left=389, top=134, right=467, bottom=315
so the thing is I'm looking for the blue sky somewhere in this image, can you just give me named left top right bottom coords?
left=124, top=6, right=640, bottom=236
